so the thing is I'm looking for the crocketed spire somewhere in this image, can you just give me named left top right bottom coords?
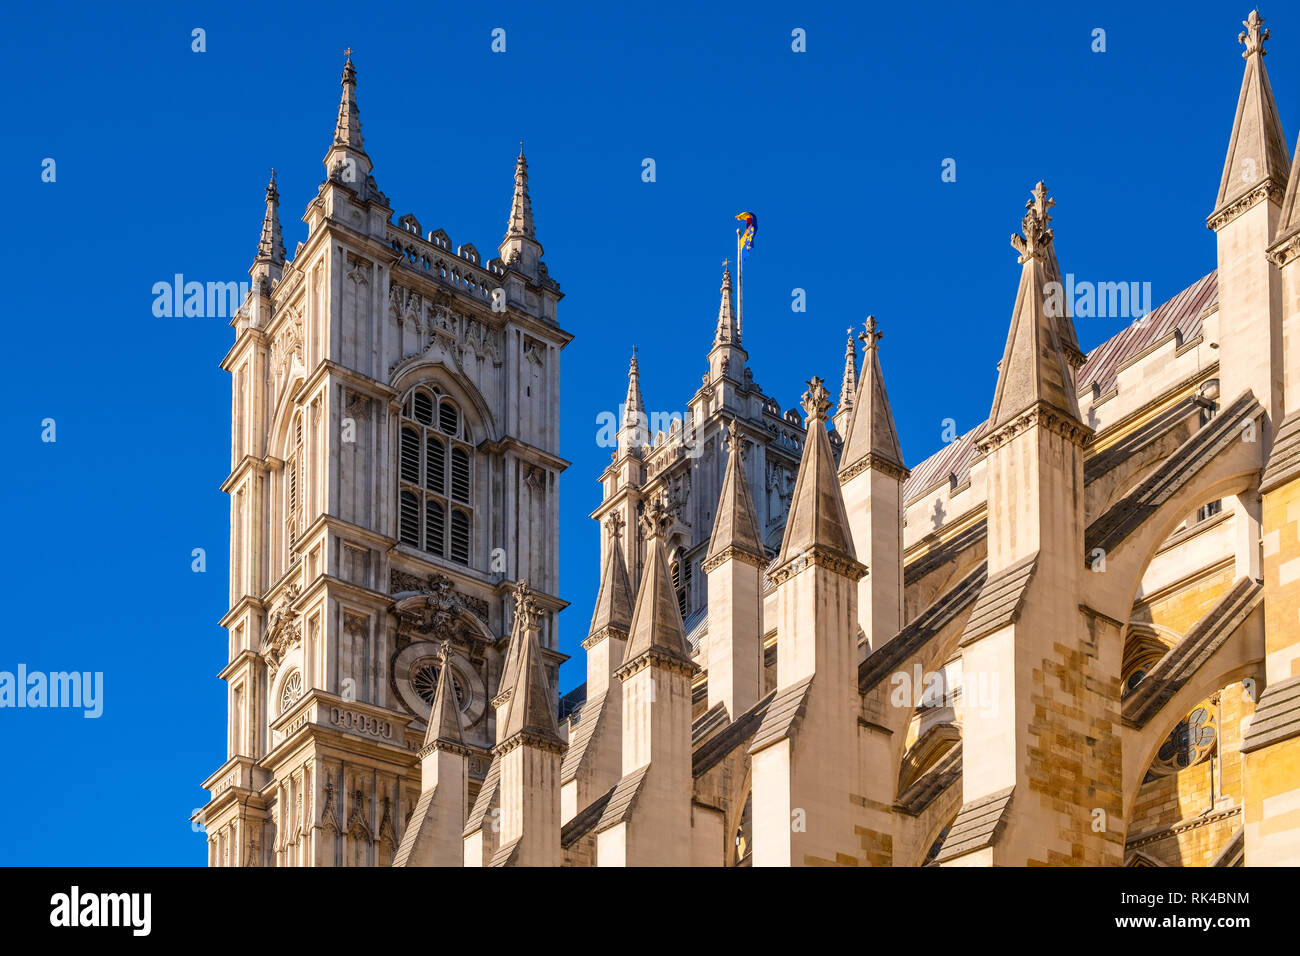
left=706, top=420, right=765, bottom=565
left=497, top=581, right=563, bottom=748
left=589, top=513, right=635, bottom=637
left=421, top=654, right=466, bottom=752
left=838, top=317, right=906, bottom=478
left=778, top=378, right=858, bottom=565
left=505, top=145, right=536, bottom=240
left=713, top=263, right=737, bottom=347
left=334, top=53, right=364, bottom=151
left=621, top=496, right=692, bottom=667
left=255, top=169, right=285, bottom=266
left=1212, top=10, right=1290, bottom=217
left=987, top=183, right=1082, bottom=432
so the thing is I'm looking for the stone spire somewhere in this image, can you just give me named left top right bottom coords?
left=706, top=421, right=765, bottom=565
left=255, top=169, right=285, bottom=267
left=395, top=655, right=469, bottom=868
left=832, top=331, right=858, bottom=434
left=987, top=184, right=1082, bottom=432
left=704, top=421, right=766, bottom=719
left=713, top=263, right=737, bottom=347
left=778, top=378, right=858, bottom=566
left=1038, top=189, right=1086, bottom=372
left=422, top=652, right=466, bottom=752
left=838, top=317, right=906, bottom=478
left=618, top=349, right=649, bottom=452
left=1212, top=10, right=1290, bottom=220
left=505, top=145, right=536, bottom=241
left=622, top=496, right=692, bottom=667
left=322, top=51, right=373, bottom=185
left=707, top=260, right=748, bottom=382
left=589, top=513, right=635, bottom=638
left=497, top=583, right=563, bottom=748
left=499, top=145, right=544, bottom=277
left=334, top=54, right=364, bottom=150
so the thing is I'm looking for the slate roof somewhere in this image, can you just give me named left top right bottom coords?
left=902, top=272, right=1218, bottom=505
left=1086, top=390, right=1262, bottom=561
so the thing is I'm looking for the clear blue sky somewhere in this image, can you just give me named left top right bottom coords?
left=1, top=0, right=1294, bottom=864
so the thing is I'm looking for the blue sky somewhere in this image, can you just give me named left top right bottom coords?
left=1, top=0, right=1294, bottom=864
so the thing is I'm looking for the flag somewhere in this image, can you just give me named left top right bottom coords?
left=736, top=212, right=757, bottom=260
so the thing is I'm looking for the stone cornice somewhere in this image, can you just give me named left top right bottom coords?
left=418, top=737, right=472, bottom=759
left=478, top=435, right=571, bottom=472
left=769, top=546, right=868, bottom=586
left=701, top=544, right=767, bottom=573
left=975, top=402, right=1090, bottom=455
left=1125, top=803, right=1240, bottom=849
left=1206, top=180, right=1286, bottom=232
left=614, top=647, right=699, bottom=682
left=220, top=454, right=270, bottom=494
left=492, top=731, right=567, bottom=757
left=838, top=451, right=910, bottom=485
left=582, top=624, right=629, bottom=651
left=1267, top=230, right=1300, bottom=268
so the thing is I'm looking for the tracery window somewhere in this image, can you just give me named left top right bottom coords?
left=279, top=670, right=303, bottom=714
left=399, top=386, right=473, bottom=565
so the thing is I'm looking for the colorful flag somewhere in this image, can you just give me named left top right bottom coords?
left=736, top=212, right=757, bottom=260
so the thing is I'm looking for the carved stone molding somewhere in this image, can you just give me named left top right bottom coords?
left=1206, top=181, right=1286, bottom=232
left=389, top=569, right=490, bottom=625
left=975, top=402, right=1090, bottom=454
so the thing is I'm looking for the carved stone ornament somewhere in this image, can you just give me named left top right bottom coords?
left=261, top=582, right=302, bottom=680
left=390, top=570, right=490, bottom=644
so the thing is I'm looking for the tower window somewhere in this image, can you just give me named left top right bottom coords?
left=399, top=386, right=473, bottom=565
left=287, top=411, right=305, bottom=549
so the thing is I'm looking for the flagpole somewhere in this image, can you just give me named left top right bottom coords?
left=736, top=228, right=743, bottom=344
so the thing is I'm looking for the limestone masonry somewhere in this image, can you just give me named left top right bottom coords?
left=198, top=11, right=1300, bottom=866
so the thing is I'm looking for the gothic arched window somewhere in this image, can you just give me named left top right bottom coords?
left=398, top=386, right=473, bottom=565
left=286, top=411, right=305, bottom=550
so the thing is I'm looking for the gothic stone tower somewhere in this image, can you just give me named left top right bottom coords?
left=196, top=56, right=571, bottom=867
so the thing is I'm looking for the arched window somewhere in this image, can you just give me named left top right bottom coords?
left=671, top=555, right=690, bottom=618
left=399, top=386, right=473, bottom=565
left=287, top=411, right=305, bottom=549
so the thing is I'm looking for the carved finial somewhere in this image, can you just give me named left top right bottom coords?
left=1240, top=10, right=1269, bottom=57
left=724, top=418, right=745, bottom=456
left=513, top=579, right=541, bottom=629
left=859, top=315, right=883, bottom=350
left=344, top=46, right=353, bottom=58
left=604, top=511, right=625, bottom=542
left=1010, top=182, right=1055, bottom=263
left=801, top=377, right=831, bottom=424
left=640, top=494, right=670, bottom=540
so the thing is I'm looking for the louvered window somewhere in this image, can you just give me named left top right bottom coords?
left=400, top=428, right=421, bottom=484
left=287, top=412, right=305, bottom=549
left=398, top=386, right=473, bottom=564
left=426, top=437, right=446, bottom=494
left=425, top=500, right=445, bottom=555
left=399, top=491, right=420, bottom=546
left=450, top=510, right=470, bottom=565
left=451, top=448, right=471, bottom=503
left=439, top=402, right=459, bottom=436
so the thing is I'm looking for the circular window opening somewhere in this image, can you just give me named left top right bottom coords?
left=411, top=662, right=466, bottom=708
left=280, top=670, right=303, bottom=714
